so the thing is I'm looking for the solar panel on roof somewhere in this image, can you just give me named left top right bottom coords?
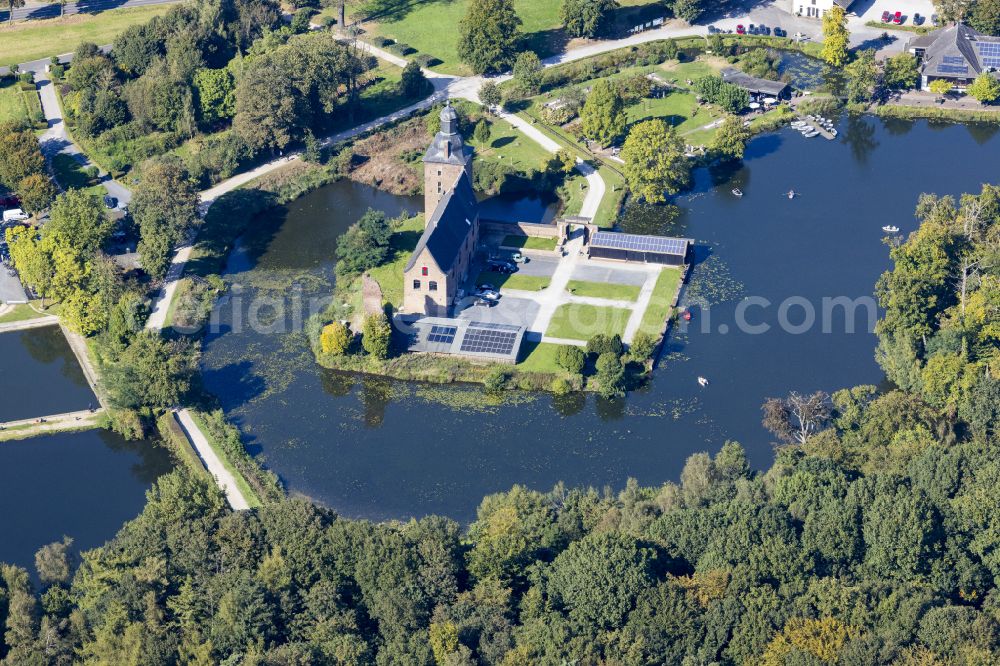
left=459, top=326, right=519, bottom=356
left=590, top=231, right=689, bottom=256
left=943, top=55, right=966, bottom=65
left=937, top=64, right=970, bottom=74
left=427, top=325, right=457, bottom=344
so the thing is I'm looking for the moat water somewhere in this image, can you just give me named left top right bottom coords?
left=199, top=117, right=1000, bottom=522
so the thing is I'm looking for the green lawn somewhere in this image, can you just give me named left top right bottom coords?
left=566, top=279, right=640, bottom=301
left=367, top=0, right=660, bottom=74
left=0, top=5, right=175, bottom=65
left=51, top=153, right=104, bottom=194
left=626, top=90, right=722, bottom=135
left=546, top=303, right=631, bottom=340
left=638, top=266, right=681, bottom=336
left=501, top=235, right=557, bottom=251
left=469, top=115, right=553, bottom=175
left=476, top=270, right=549, bottom=291
left=0, top=79, right=38, bottom=124
left=517, top=340, right=571, bottom=373
left=0, top=304, right=47, bottom=324
left=366, top=215, right=426, bottom=308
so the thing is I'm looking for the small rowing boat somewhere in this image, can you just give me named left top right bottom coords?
left=732, top=188, right=743, bottom=197
left=882, top=225, right=899, bottom=233
left=698, top=376, right=709, bottom=387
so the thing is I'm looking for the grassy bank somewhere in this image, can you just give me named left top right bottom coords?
left=0, top=78, right=41, bottom=124
left=860, top=102, right=1000, bottom=124
left=638, top=266, right=682, bottom=335
left=0, top=5, right=176, bottom=65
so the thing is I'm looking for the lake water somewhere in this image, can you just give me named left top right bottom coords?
left=0, top=430, right=173, bottom=572
left=0, top=325, right=97, bottom=422
left=201, top=117, right=1000, bottom=522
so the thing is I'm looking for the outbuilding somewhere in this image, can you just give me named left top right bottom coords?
left=588, top=231, right=691, bottom=266
left=720, top=68, right=791, bottom=100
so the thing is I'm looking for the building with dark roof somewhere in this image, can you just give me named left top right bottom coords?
left=588, top=231, right=692, bottom=265
left=784, top=0, right=855, bottom=20
left=907, top=23, right=1000, bottom=91
left=720, top=68, right=791, bottom=100
left=403, top=104, right=479, bottom=316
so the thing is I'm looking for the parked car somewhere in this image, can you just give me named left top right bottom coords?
left=774, top=27, right=785, bottom=37
left=103, top=195, right=118, bottom=209
left=473, top=298, right=496, bottom=307
left=932, top=13, right=939, bottom=26
left=881, top=10, right=892, bottom=22
left=2, top=209, right=29, bottom=222
left=914, top=13, right=924, bottom=25
left=0, top=196, right=19, bottom=208
left=488, top=260, right=516, bottom=274
left=478, top=283, right=496, bottom=292
left=707, top=25, right=719, bottom=34
left=476, top=288, right=500, bottom=301
left=894, top=11, right=903, bottom=24
left=736, top=24, right=746, bottom=35
left=511, top=252, right=528, bottom=264
left=760, top=25, right=771, bottom=35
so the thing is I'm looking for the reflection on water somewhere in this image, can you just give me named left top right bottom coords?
left=0, top=325, right=97, bottom=422
left=202, top=119, right=1000, bottom=523
left=0, top=430, right=173, bottom=571
left=479, top=191, right=560, bottom=224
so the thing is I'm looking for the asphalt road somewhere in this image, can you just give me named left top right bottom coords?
left=0, top=0, right=179, bottom=24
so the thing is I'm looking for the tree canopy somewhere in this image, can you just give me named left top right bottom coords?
left=621, top=119, right=690, bottom=203
left=457, top=0, right=523, bottom=75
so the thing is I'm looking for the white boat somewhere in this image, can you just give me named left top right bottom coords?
left=882, top=225, right=899, bottom=233
left=829, top=129, right=838, bottom=137
left=803, top=130, right=820, bottom=138
left=791, top=120, right=807, bottom=128
left=787, top=190, right=797, bottom=199
left=698, top=376, right=709, bottom=387
left=732, top=188, right=743, bottom=197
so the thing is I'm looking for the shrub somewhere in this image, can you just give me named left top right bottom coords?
left=586, top=333, right=623, bottom=357
left=388, top=42, right=415, bottom=56
left=320, top=322, right=352, bottom=355
left=550, top=377, right=571, bottom=395
left=361, top=312, right=392, bottom=359
left=19, top=72, right=33, bottom=85
left=50, top=65, right=65, bottom=80
left=291, top=8, right=315, bottom=33
left=484, top=367, right=508, bottom=395
left=400, top=60, right=428, bottom=98
left=595, top=352, right=625, bottom=397
left=629, top=332, right=656, bottom=361
left=370, top=36, right=394, bottom=48
left=555, top=345, right=586, bottom=374
left=413, top=54, right=439, bottom=68
left=317, top=15, right=336, bottom=28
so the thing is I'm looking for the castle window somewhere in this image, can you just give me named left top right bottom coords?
left=413, top=280, right=421, bottom=290
left=421, top=266, right=428, bottom=276
left=437, top=181, right=442, bottom=193
left=429, top=281, right=438, bottom=291
left=437, top=170, right=442, bottom=176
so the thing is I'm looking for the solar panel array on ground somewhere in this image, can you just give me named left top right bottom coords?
left=459, top=322, right=520, bottom=356
left=590, top=231, right=689, bottom=256
left=427, top=325, right=457, bottom=344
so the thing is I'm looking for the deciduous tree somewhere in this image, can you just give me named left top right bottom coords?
left=580, top=79, right=626, bottom=147
left=621, top=119, right=689, bottom=203
left=967, top=71, right=1000, bottom=104
left=821, top=5, right=850, bottom=67
left=560, top=0, right=619, bottom=38
left=457, top=0, right=523, bottom=75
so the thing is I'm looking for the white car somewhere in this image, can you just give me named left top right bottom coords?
left=2, top=208, right=29, bottom=222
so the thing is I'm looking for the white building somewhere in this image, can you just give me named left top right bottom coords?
left=786, top=0, right=855, bottom=19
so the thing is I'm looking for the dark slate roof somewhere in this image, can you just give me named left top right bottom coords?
left=832, top=0, right=855, bottom=9
left=424, top=106, right=473, bottom=166
left=405, top=172, right=478, bottom=272
left=720, top=68, right=790, bottom=97
left=912, top=23, right=1000, bottom=79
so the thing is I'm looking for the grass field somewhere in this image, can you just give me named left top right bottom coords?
left=476, top=270, right=550, bottom=291
left=469, top=115, right=553, bottom=175
left=566, top=279, right=640, bottom=301
left=501, top=235, right=557, bottom=251
left=638, top=266, right=681, bottom=335
left=365, top=0, right=661, bottom=74
left=546, top=303, right=631, bottom=340
left=517, top=340, right=570, bottom=373
left=0, top=79, right=39, bottom=124
left=366, top=215, right=425, bottom=308
left=0, top=304, right=48, bottom=324
left=0, top=5, right=176, bottom=66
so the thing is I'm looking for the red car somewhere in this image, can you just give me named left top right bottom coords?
left=881, top=10, right=892, bottom=22
left=894, top=11, right=903, bottom=24
left=736, top=24, right=746, bottom=34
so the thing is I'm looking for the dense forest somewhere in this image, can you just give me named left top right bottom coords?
left=0, top=186, right=997, bottom=664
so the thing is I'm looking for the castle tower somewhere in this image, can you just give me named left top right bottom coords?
left=422, top=103, right=473, bottom=223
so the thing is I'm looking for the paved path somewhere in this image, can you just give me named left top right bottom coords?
left=526, top=232, right=584, bottom=340
left=35, top=73, right=132, bottom=204
left=0, top=0, right=180, bottom=24
left=174, top=408, right=250, bottom=510
left=0, top=409, right=105, bottom=440
left=0, top=313, right=59, bottom=333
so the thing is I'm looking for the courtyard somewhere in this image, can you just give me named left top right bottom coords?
left=456, top=230, right=679, bottom=350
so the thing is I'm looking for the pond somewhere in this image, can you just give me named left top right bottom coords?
left=201, top=117, right=1000, bottom=523
left=0, top=430, right=173, bottom=572
left=478, top=191, right=561, bottom=225
left=0, top=325, right=97, bottom=422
